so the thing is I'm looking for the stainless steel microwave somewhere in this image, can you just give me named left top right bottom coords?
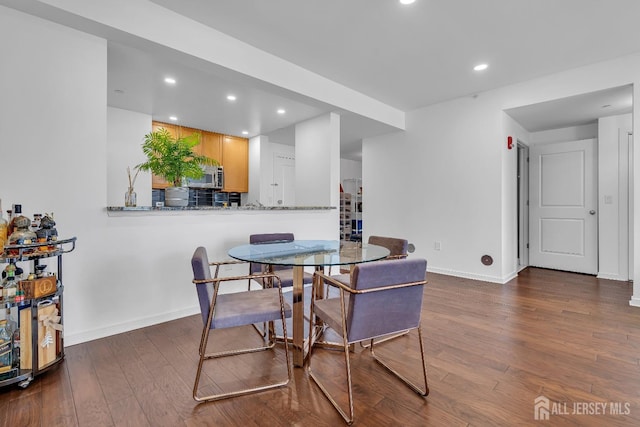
left=186, top=165, right=223, bottom=189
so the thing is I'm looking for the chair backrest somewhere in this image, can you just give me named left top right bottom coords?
left=368, top=235, right=408, bottom=259
left=346, top=258, right=427, bottom=343
left=249, top=233, right=295, bottom=274
left=192, top=246, right=214, bottom=326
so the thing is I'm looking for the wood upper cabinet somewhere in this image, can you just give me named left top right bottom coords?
left=222, top=135, right=248, bottom=192
left=178, top=126, right=201, bottom=142
left=201, top=132, right=222, bottom=164
left=152, top=121, right=177, bottom=138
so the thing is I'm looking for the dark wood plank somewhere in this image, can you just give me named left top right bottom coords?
left=2, top=267, right=640, bottom=426
left=64, top=344, right=114, bottom=426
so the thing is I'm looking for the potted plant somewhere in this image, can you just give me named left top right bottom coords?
left=136, top=128, right=219, bottom=207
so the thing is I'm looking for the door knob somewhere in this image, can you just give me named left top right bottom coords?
left=589, top=210, right=596, bottom=215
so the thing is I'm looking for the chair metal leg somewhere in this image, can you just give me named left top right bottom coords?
left=369, top=326, right=429, bottom=396
left=307, top=290, right=355, bottom=425
left=193, top=298, right=291, bottom=402
left=359, top=329, right=410, bottom=349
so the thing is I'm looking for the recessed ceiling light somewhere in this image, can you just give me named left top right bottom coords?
left=277, top=109, right=286, bottom=115
left=169, top=116, right=178, bottom=121
left=242, top=130, right=249, bottom=135
left=164, top=77, right=176, bottom=84
left=473, top=63, right=488, bottom=71
left=400, top=0, right=416, bottom=4
left=227, top=95, right=237, bottom=101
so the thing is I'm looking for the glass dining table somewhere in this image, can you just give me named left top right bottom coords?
left=228, top=239, right=390, bottom=367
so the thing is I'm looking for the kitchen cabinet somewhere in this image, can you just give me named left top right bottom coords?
left=152, top=121, right=177, bottom=137
left=200, top=132, right=222, bottom=163
left=149, top=121, right=248, bottom=193
left=0, top=237, right=76, bottom=389
left=222, top=135, right=249, bottom=193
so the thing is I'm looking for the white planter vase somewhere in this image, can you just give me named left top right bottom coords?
left=165, top=186, right=189, bottom=207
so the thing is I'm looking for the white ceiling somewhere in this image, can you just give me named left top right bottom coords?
left=14, top=0, right=640, bottom=159
left=505, top=84, right=633, bottom=132
left=150, top=0, right=640, bottom=111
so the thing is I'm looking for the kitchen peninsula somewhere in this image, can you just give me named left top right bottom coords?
left=99, top=107, right=341, bottom=350
left=107, top=205, right=334, bottom=214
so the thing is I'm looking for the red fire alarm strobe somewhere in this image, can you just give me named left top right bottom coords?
left=507, top=136, right=513, bottom=150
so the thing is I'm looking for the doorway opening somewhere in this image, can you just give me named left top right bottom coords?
left=517, top=142, right=529, bottom=271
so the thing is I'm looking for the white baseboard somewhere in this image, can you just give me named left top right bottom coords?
left=427, top=266, right=515, bottom=284
left=629, top=296, right=640, bottom=308
left=65, top=305, right=201, bottom=347
left=597, top=272, right=630, bottom=281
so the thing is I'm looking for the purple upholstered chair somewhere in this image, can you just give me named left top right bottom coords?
left=249, top=233, right=314, bottom=287
left=368, top=235, right=409, bottom=260
left=331, top=235, right=409, bottom=291
left=308, top=258, right=429, bottom=425
left=191, top=246, right=291, bottom=402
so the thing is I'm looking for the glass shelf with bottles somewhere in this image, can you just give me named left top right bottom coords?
left=0, top=237, right=77, bottom=263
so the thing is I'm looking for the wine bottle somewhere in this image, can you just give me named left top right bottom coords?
left=0, top=200, right=7, bottom=249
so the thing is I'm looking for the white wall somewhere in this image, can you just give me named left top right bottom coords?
left=529, top=123, right=598, bottom=145
left=295, top=113, right=341, bottom=208
left=0, top=8, right=337, bottom=346
left=340, top=158, right=362, bottom=183
left=0, top=6, right=109, bottom=342
left=365, top=95, right=506, bottom=282
left=107, top=107, right=152, bottom=206
left=248, top=135, right=264, bottom=205
left=365, top=53, right=640, bottom=288
left=598, top=114, right=632, bottom=280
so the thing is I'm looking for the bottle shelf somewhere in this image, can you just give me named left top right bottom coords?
left=0, top=237, right=76, bottom=263
left=0, top=236, right=75, bottom=389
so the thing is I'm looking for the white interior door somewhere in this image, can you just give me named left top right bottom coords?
left=273, top=152, right=295, bottom=206
left=529, top=139, right=598, bottom=274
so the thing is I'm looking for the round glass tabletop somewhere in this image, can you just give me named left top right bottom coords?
left=228, top=239, right=390, bottom=267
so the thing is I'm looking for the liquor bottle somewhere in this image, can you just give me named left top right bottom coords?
left=31, top=214, right=42, bottom=231
left=4, top=308, right=18, bottom=369
left=2, top=264, right=17, bottom=300
left=7, top=204, right=21, bottom=236
left=0, top=200, right=7, bottom=250
left=8, top=216, right=36, bottom=246
left=0, top=319, right=12, bottom=377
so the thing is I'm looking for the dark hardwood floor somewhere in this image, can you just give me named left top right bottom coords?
left=2, top=267, right=640, bottom=426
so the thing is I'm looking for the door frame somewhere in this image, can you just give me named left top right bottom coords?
left=517, top=141, right=530, bottom=271
left=629, top=132, right=634, bottom=280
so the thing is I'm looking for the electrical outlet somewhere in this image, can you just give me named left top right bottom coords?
left=434, top=241, right=441, bottom=251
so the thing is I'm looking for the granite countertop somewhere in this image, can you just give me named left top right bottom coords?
left=107, top=205, right=334, bottom=212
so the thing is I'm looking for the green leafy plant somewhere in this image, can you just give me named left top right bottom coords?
left=136, top=128, right=219, bottom=187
